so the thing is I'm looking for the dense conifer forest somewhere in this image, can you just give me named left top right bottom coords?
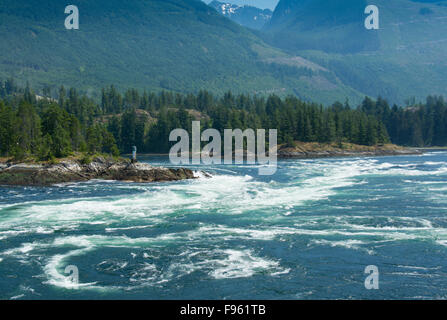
left=1, top=79, right=444, bottom=160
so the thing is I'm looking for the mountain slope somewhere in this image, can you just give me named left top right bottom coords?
left=209, top=1, right=272, bottom=30
left=264, top=0, right=379, bottom=53
left=263, top=0, right=447, bottom=103
left=0, top=0, right=362, bottom=104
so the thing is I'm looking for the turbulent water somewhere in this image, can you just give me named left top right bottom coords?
left=1, top=152, right=447, bottom=299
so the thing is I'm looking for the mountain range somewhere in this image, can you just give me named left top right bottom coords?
left=263, top=0, right=447, bottom=103
left=0, top=0, right=360, bottom=104
left=1, top=0, right=447, bottom=105
left=208, top=1, right=273, bottom=29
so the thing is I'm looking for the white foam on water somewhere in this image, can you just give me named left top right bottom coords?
left=129, top=262, right=160, bottom=284
left=0, top=225, right=62, bottom=241
left=397, top=265, right=441, bottom=271
left=0, top=195, right=178, bottom=236
left=40, top=234, right=177, bottom=290
left=97, top=259, right=128, bottom=271
left=390, top=271, right=437, bottom=278
left=374, top=164, right=447, bottom=177
left=44, top=248, right=102, bottom=290
left=292, top=157, right=447, bottom=185
left=3, top=230, right=291, bottom=290
left=193, top=171, right=211, bottom=179
left=436, top=240, right=447, bottom=247
left=6, top=156, right=444, bottom=241
left=310, top=239, right=374, bottom=254
left=184, top=215, right=447, bottom=248
left=3, top=242, right=38, bottom=256
left=0, top=233, right=176, bottom=290
left=194, top=225, right=296, bottom=241
left=3, top=154, right=447, bottom=293
left=342, top=222, right=434, bottom=232
left=424, top=151, right=447, bottom=156
left=0, top=230, right=29, bottom=238
left=125, top=247, right=289, bottom=287
left=49, top=234, right=181, bottom=248
left=181, top=167, right=359, bottom=213
left=208, top=249, right=288, bottom=280
left=404, top=180, right=447, bottom=185
left=428, top=186, right=447, bottom=192
left=105, top=225, right=152, bottom=232
left=424, top=161, right=446, bottom=165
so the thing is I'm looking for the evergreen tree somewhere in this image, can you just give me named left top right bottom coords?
left=120, top=109, right=137, bottom=153
left=0, top=101, right=17, bottom=156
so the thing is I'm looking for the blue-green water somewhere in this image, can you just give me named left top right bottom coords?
left=1, top=152, right=447, bottom=300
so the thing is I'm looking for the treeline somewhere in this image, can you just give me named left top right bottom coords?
left=3, top=79, right=441, bottom=161
left=0, top=79, right=119, bottom=160
left=101, top=87, right=390, bottom=153
left=360, top=96, right=447, bottom=147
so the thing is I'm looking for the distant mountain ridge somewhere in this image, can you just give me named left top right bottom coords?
left=263, top=0, right=447, bottom=104
left=209, top=1, right=272, bottom=29
left=263, top=0, right=379, bottom=53
left=0, top=0, right=362, bottom=104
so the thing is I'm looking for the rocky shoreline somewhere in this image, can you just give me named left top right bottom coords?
left=0, top=144, right=424, bottom=186
left=277, top=143, right=422, bottom=159
left=277, top=148, right=422, bottom=159
left=0, top=157, right=196, bottom=186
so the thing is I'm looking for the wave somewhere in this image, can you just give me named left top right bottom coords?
left=309, top=239, right=374, bottom=254
left=209, top=249, right=288, bottom=279
left=2, top=156, right=446, bottom=230
left=6, top=233, right=288, bottom=290
left=396, top=265, right=442, bottom=271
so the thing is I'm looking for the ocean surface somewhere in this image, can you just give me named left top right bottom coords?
left=1, top=152, right=447, bottom=300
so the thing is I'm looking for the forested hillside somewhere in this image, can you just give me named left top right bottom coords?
left=263, top=0, right=447, bottom=104
left=2, top=0, right=447, bottom=106
left=0, top=0, right=359, bottom=104
left=360, top=96, right=447, bottom=147
left=0, top=80, right=118, bottom=160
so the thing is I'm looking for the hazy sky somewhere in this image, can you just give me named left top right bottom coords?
left=203, top=0, right=280, bottom=10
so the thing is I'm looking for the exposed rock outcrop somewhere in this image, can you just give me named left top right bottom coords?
left=0, top=157, right=196, bottom=186
left=277, top=143, right=422, bottom=159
